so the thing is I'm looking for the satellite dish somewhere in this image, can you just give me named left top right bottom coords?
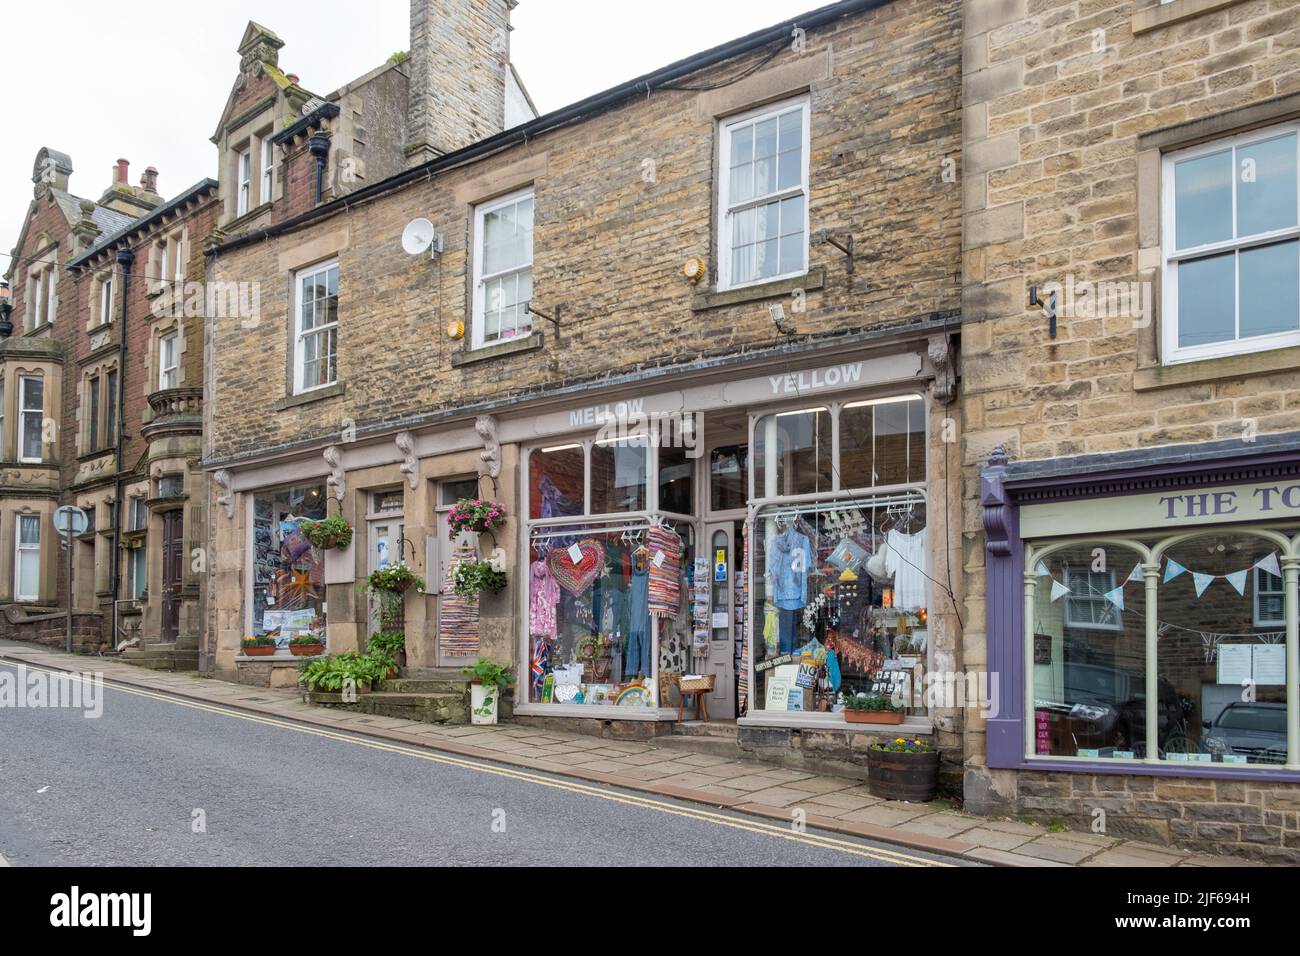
left=401, top=218, right=443, bottom=258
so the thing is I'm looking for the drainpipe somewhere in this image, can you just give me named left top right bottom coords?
left=110, top=247, right=133, bottom=646
left=308, top=133, right=331, bottom=205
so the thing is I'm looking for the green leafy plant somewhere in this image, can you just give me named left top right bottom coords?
left=461, top=658, right=515, bottom=689
left=241, top=634, right=276, bottom=648
left=873, top=736, right=935, bottom=754
left=288, top=634, right=325, bottom=646
left=387, top=50, right=408, bottom=64
left=451, top=561, right=506, bottom=600
left=365, top=564, right=426, bottom=595
left=299, top=652, right=393, bottom=692
left=299, top=514, right=353, bottom=550
left=842, top=693, right=901, bottom=713
left=367, top=631, right=406, bottom=658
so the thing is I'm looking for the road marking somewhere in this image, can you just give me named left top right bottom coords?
left=3, top=660, right=955, bottom=866
left=0, top=851, right=10, bottom=867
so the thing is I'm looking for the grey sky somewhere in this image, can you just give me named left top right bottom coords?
left=3, top=0, right=817, bottom=256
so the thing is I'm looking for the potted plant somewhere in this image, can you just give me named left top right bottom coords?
left=447, top=498, right=508, bottom=536
left=365, top=564, right=426, bottom=596
left=288, top=634, right=325, bottom=657
left=842, top=692, right=905, bottom=724
left=866, top=736, right=940, bottom=802
left=368, top=630, right=406, bottom=669
left=300, top=514, right=354, bottom=551
left=241, top=634, right=277, bottom=657
left=450, top=560, right=507, bottom=600
left=461, top=658, right=515, bottom=725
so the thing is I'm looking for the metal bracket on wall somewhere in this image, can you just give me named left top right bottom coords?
left=817, top=229, right=854, bottom=274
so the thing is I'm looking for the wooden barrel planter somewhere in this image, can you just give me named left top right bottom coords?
left=866, top=747, right=940, bottom=802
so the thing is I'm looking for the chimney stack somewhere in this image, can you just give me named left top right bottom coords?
left=140, top=166, right=159, bottom=194
left=114, top=158, right=130, bottom=186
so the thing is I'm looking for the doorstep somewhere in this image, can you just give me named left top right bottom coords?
left=0, top=642, right=1253, bottom=868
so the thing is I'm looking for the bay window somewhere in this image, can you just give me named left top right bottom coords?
left=718, top=97, right=809, bottom=290
left=18, top=376, right=44, bottom=463
left=1162, top=122, right=1300, bottom=363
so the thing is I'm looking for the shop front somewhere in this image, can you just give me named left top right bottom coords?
left=510, top=340, right=957, bottom=755
left=980, top=434, right=1300, bottom=857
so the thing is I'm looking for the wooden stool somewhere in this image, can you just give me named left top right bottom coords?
left=676, top=674, right=715, bottom=722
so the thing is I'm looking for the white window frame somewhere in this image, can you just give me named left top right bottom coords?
left=1062, top=565, right=1122, bottom=632
left=18, top=375, right=44, bottom=464
left=1254, top=566, right=1286, bottom=628
left=1160, top=121, right=1300, bottom=365
left=14, top=513, right=40, bottom=602
left=99, top=273, right=114, bottom=325
left=261, top=138, right=275, bottom=205
left=717, top=96, right=811, bottom=292
left=45, top=266, right=56, bottom=326
left=471, top=187, right=534, bottom=350
left=158, top=331, right=179, bottom=390
left=292, top=259, right=339, bottom=394
left=237, top=148, right=252, bottom=217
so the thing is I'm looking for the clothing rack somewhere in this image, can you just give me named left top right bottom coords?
left=765, top=492, right=925, bottom=522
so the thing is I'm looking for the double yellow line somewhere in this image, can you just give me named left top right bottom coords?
left=5, top=659, right=954, bottom=866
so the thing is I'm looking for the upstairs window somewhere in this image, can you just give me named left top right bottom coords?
left=105, top=368, right=117, bottom=445
left=471, top=188, right=533, bottom=349
left=237, top=148, right=252, bottom=217
left=18, top=376, right=44, bottom=463
left=261, top=138, right=275, bottom=204
left=97, top=273, right=114, bottom=325
left=293, top=260, right=339, bottom=393
left=26, top=262, right=57, bottom=330
left=718, top=98, right=809, bottom=290
left=158, top=332, right=179, bottom=390
left=87, top=375, right=101, bottom=451
left=1162, top=122, right=1300, bottom=363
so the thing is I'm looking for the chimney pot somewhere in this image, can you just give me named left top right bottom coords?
left=141, top=166, right=159, bottom=193
left=115, top=158, right=129, bottom=185
left=287, top=73, right=300, bottom=85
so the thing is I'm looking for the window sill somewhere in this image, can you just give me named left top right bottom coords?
left=1132, top=0, right=1246, bottom=35
left=451, top=332, right=545, bottom=368
left=691, top=267, right=824, bottom=312
left=1016, top=755, right=1300, bottom=783
left=274, top=381, right=345, bottom=410
left=1135, top=343, right=1300, bottom=392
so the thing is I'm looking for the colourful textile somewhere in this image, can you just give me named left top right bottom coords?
left=548, top=538, right=604, bottom=595
left=646, top=526, right=682, bottom=620
left=439, top=544, right=480, bottom=656
left=529, top=558, right=560, bottom=639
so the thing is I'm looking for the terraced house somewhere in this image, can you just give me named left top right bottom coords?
left=961, top=0, right=1300, bottom=861
left=201, top=0, right=967, bottom=775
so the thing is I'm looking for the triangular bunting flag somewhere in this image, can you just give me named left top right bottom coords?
left=1255, top=552, right=1282, bottom=578
left=1163, top=559, right=1186, bottom=583
left=1126, top=563, right=1143, bottom=583
left=1103, top=585, right=1125, bottom=611
left=1035, top=561, right=1050, bottom=577
left=1225, top=569, right=1248, bottom=596
left=1192, top=571, right=1214, bottom=597
left=1050, top=580, right=1070, bottom=602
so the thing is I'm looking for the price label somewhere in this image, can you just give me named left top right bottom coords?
left=567, top=544, right=583, bottom=564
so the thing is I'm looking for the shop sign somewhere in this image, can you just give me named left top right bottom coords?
left=1020, top=479, right=1300, bottom=538
left=766, top=361, right=865, bottom=396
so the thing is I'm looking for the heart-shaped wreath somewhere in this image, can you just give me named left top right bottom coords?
left=548, top=538, right=604, bottom=595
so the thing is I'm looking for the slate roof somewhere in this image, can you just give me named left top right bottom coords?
left=51, top=189, right=135, bottom=239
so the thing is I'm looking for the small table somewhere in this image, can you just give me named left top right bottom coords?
left=676, top=675, right=715, bottom=722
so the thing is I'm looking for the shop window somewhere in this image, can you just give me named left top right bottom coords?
left=471, top=188, right=533, bottom=348
left=718, top=97, right=809, bottom=289
left=659, top=444, right=695, bottom=516
left=18, top=375, right=44, bottom=463
left=14, top=513, right=40, bottom=601
left=293, top=260, right=339, bottom=393
left=839, top=397, right=926, bottom=489
left=250, top=483, right=327, bottom=651
left=590, top=438, right=647, bottom=514
left=1028, top=531, right=1296, bottom=767
left=752, top=498, right=929, bottom=716
left=1162, top=122, right=1300, bottom=364
left=528, top=444, right=584, bottom=520
left=753, top=407, right=832, bottom=498
left=709, top=445, right=748, bottom=512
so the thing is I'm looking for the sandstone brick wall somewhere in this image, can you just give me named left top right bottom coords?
left=206, top=0, right=964, bottom=462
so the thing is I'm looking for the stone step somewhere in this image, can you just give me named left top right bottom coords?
left=118, top=645, right=200, bottom=672
left=357, top=692, right=468, bottom=723
left=648, top=733, right=741, bottom=759
left=401, top=667, right=474, bottom=680
left=379, top=678, right=468, bottom=695
left=672, top=720, right=738, bottom=738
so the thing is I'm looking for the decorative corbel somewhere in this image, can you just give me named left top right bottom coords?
left=980, top=445, right=1011, bottom=556
left=927, top=333, right=956, bottom=404
left=474, top=414, right=501, bottom=479
left=323, top=445, right=346, bottom=502
left=395, top=431, right=418, bottom=491
left=213, top=469, right=234, bottom=519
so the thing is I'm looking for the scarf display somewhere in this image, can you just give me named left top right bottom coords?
left=647, top=525, right=682, bottom=619
left=529, top=558, right=560, bottom=639
left=439, top=543, right=480, bottom=656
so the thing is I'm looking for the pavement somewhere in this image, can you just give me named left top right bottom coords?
left=0, top=642, right=1255, bottom=867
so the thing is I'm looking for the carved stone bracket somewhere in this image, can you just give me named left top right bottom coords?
left=395, top=431, right=418, bottom=490
left=475, top=414, right=500, bottom=479
left=323, top=445, right=345, bottom=503
left=980, top=444, right=1011, bottom=556
left=213, top=469, right=234, bottom=519
left=928, top=333, right=956, bottom=403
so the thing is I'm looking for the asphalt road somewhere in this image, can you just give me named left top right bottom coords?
left=0, top=661, right=968, bottom=867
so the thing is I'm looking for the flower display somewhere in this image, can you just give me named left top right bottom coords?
left=447, top=498, right=507, bottom=537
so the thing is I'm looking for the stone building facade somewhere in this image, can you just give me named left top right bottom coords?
left=961, top=0, right=1300, bottom=861
left=201, top=0, right=968, bottom=774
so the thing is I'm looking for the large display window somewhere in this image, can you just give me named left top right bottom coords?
left=1027, top=527, right=1299, bottom=767
left=250, top=483, right=328, bottom=652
